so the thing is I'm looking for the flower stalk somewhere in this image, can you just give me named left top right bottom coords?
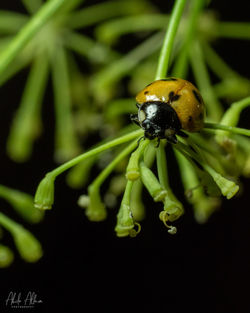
left=139, top=161, right=167, bottom=202
left=115, top=180, right=140, bottom=237
left=126, top=139, right=150, bottom=180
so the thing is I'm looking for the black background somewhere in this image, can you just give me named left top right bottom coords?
left=0, top=1, right=250, bottom=312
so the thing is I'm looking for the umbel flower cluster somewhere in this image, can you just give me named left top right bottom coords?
left=1, top=0, right=250, bottom=266
left=34, top=98, right=250, bottom=236
left=34, top=0, right=250, bottom=237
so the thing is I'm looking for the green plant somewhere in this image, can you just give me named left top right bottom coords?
left=34, top=0, right=250, bottom=236
left=1, top=0, right=250, bottom=267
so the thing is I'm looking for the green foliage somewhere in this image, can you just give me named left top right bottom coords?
left=0, top=0, right=250, bottom=266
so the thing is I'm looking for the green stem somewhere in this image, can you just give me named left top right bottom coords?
left=139, top=161, right=167, bottom=202
left=49, top=129, right=143, bottom=178
left=156, top=141, right=169, bottom=189
left=0, top=48, right=33, bottom=87
left=122, top=180, right=134, bottom=207
left=126, top=139, right=150, bottom=180
left=90, top=140, right=138, bottom=189
left=204, top=123, right=250, bottom=137
left=92, top=32, right=164, bottom=102
left=0, top=213, right=19, bottom=232
left=7, top=52, right=49, bottom=161
left=218, top=22, right=250, bottom=40
left=66, top=0, right=148, bottom=29
left=202, top=41, right=238, bottom=80
left=155, top=0, right=187, bottom=79
left=172, top=0, right=205, bottom=78
left=22, top=0, right=42, bottom=14
left=0, top=0, right=65, bottom=74
left=174, top=149, right=219, bottom=223
left=63, top=30, right=118, bottom=63
left=95, top=14, right=169, bottom=44
left=0, top=11, right=28, bottom=34
left=220, top=97, right=250, bottom=126
left=189, top=40, right=223, bottom=120
left=130, top=179, right=145, bottom=221
left=56, top=0, right=84, bottom=16
left=51, top=45, right=81, bottom=162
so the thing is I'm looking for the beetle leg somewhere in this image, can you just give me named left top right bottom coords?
left=130, top=114, right=140, bottom=126
left=167, top=134, right=178, bottom=144
left=177, top=130, right=188, bottom=138
left=137, top=135, right=145, bottom=147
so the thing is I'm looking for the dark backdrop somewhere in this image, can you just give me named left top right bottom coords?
left=0, top=1, right=250, bottom=312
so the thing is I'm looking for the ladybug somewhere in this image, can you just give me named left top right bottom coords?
left=131, top=78, right=205, bottom=143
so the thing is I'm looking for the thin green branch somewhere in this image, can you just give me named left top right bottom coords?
left=189, top=40, right=223, bottom=120
left=90, top=140, right=138, bottom=190
left=0, top=49, right=33, bottom=87
left=51, top=45, right=81, bottom=162
left=7, top=52, right=49, bottom=161
left=155, top=0, right=187, bottom=79
left=49, top=129, right=143, bottom=178
left=21, top=0, right=43, bottom=14
left=202, top=41, right=238, bottom=80
left=204, top=123, right=250, bottom=137
left=0, top=11, right=28, bottom=34
left=66, top=0, right=150, bottom=29
left=95, top=14, right=169, bottom=44
left=218, top=22, right=250, bottom=40
left=156, top=141, right=169, bottom=189
left=0, top=0, right=65, bottom=74
left=63, top=30, right=118, bottom=63
left=92, top=32, right=164, bottom=102
left=172, top=0, right=205, bottom=78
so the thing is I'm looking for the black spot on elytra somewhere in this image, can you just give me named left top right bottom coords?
left=192, top=89, right=202, bottom=104
left=172, top=94, right=180, bottom=101
left=160, top=78, right=177, bottom=81
left=168, top=91, right=174, bottom=101
left=188, top=116, right=193, bottom=122
left=168, top=91, right=180, bottom=102
left=144, top=91, right=149, bottom=95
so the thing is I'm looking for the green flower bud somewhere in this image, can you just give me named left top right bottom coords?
left=115, top=203, right=140, bottom=237
left=215, top=97, right=250, bottom=151
left=162, top=193, right=184, bottom=222
left=34, top=174, right=55, bottom=210
left=0, top=244, right=14, bottom=268
left=0, top=213, right=43, bottom=263
left=242, top=156, right=250, bottom=177
left=13, top=226, right=43, bottom=263
left=0, top=186, right=44, bottom=223
left=85, top=185, right=107, bottom=221
left=77, top=195, right=90, bottom=208
left=130, top=180, right=145, bottom=221
left=193, top=197, right=221, bottom=224
left=140, top=162, right=167, bottom=202
left=212, top=172, right=239, bottom=199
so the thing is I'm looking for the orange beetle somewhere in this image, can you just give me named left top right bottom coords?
left=131, top=78, right=205, bottom=143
